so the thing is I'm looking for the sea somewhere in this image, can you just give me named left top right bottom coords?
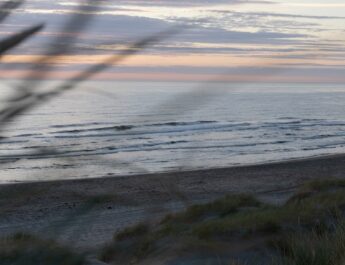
left=0, top=81, right=345, bottom=183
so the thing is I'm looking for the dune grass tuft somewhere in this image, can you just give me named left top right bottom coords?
left=0, top=233, right=85, bottom=265
left=99, top=179, right=345, bottom=264
left=193, top=188, right=345, bottom=239
left=301, top=179, right=345, bottom=192
left=162, top=194, right=260, bottom=224
left=99, top=222, right=154, bottom=262
left=274, top=221, right=345, bottom=265
left=115, top=222, right=150, bottom=241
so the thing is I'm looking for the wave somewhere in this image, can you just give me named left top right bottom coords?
left=52, top=125, right=135, bottom=134
left=50, top=121, right=217, bottom=134
left=147, top=121, right=217, bottom=127
left=50, top=122, right=111, bottom=129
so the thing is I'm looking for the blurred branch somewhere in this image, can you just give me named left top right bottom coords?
left=0, top=24, right=44, bottom=57
left=0, top=27, right=181, bottom=128
left=0, top=0, right=188, bottom=253
left=0, top=0, right=23, bottom=23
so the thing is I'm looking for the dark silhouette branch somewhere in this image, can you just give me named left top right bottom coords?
left=0, top=27, right=181, bottom=128
left=0, top=0, right=23, bottom=23
left=0, top=24, right=44, bottom=57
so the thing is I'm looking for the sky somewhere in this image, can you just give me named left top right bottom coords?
left=0, top=0, right=345, bottom=82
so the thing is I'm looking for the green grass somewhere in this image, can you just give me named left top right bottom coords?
left=193, top=189, right=345, bottom=239
left=100, top=234, right=155, bottom=263
left=274, top=221, right=345, bottom=265
left=162, top=194, right=260, bottom=223
left=99, top=194, right=263, bottom=263
left=0, top=233, right=85, bottom=265
left=158, top=194, right=261, bottom=237
left=300, top=179, right=345, bottom=193
left=99, top=222, right=154, bottom=262
left=115, top=223, right=150, bottom=241
left=192, top=205, right=282, bottom=238
left=157, top=189, right=345, bottom=239
left=99, top=179, right=345, bottom=265
left=286, top=179, right=345, bottom=204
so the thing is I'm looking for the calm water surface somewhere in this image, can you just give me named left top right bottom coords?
left=0, top=81, right=345, bottom=182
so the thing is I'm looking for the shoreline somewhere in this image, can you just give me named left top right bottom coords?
left=2, top=151, right=345, bottom=186
left=1, top=153, right=345, bottom=249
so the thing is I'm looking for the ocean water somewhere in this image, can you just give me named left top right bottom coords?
left=0, top=81, right=345, bottom=183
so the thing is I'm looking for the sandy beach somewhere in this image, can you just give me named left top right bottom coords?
left=1, top=154, right=345, bottom=251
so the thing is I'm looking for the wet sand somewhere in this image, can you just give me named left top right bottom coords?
left=0, top=154, right=345, bottom=250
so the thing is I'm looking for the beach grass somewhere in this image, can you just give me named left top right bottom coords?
left=162, top=194, right=260, bottom=224
left=273, top=219, right=345, bottom=265
left=0, top=233, right=85, bottom=265
left=300, top=179, right=345, bottom=192
left=193, top=189, right=345, bottom=239
left=115, top=223, right=150, bottom=241
left=99, top=178, right=345, bottom=265
left=100, top=228, right=154, bottom=263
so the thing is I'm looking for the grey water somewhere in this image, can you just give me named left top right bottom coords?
left=0, top=81, right=345, bottom=183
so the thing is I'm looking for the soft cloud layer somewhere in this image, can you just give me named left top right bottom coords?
left=57, top=0, right=274, bottom=7
left=0, top=0, right=344, bottom=82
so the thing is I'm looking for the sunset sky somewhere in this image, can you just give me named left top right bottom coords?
left=1, top=0, right=345, bottom=82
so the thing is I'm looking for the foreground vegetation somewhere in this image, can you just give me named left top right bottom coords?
left=0, top=233, right=85, bottom=265
left=100, top=178, right=345, bottom=265
left=2, top=178, right=345, bottom=264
